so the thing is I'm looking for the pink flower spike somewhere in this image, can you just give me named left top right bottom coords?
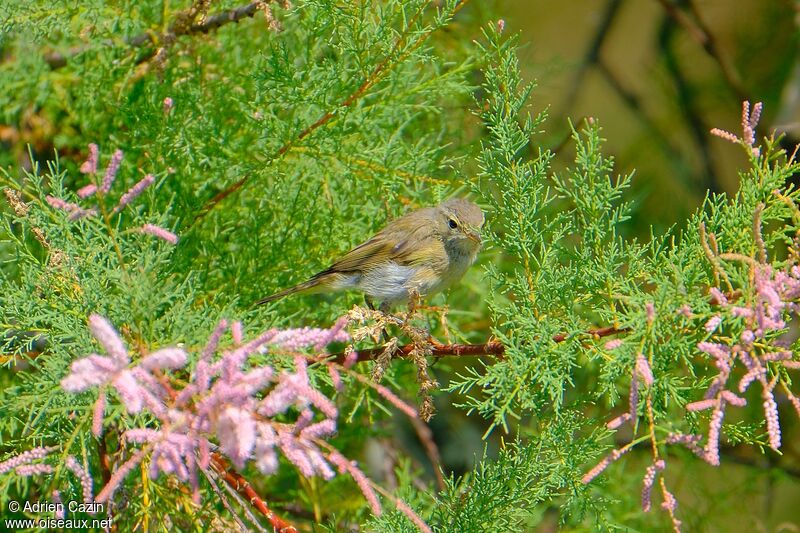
left=95, top=449, right=146, bottom=503
left=709, top=287, right=728, bottom=305
left=636, top=354, right=654, bottom=386
left=704, top=404, right=725, bottom=466
left=115, top=174, right=155, bottom=210
left=140, top=348, right=188, bottom=371
left=373, top=382, right=417, bottom=419
left=65, top=456, right=94, bottom=504
left=704, top=315, right=722, bottom=333
left=80, top=143, right=99, bottom=174
left=232, top=321, right=243, bottom=345
left=606, top=413, right=631, bottom=430
left=710, top=128, right=740, bottom=144
left=77, top=184, right=98, bottom=199
left=0, top=446, right=57, bottom=474
left=139, top=224, right=179, bottom=245
left=750, top=102, right=763, bottom=130
left=394, top=498, right=433, bottom=533
left=646, top=302, right=655, bottom=323
left=92, top=392, right=106, bottom=437
left=581, top=447, right=631, bottom=484
left=328, top=364, right=343, bottom=392
left=124, top=428, right=160, bottom=443
left=721, top=391, right=746, bottom=407
left=763, top=389, right=781, bottom=450
left=686, top=399, right=716, bottom=412
left=52, top=490, right=64, bottom=519
left=641, top=459, right=666, bottom=512
left=16, top=463, right=55, bottom=476
left=329, top=450, right=381, bottom=515
left=344, top=346, right=358, bottom=369
left=46, top=195, right=82, bottom=213
left=112, top=370, right=145, bottom=413
left=201, top=319, right=229, bottom=363
left=604, top=339, right=623, bottom=350
left=101, top=149, right=123, bottom=193
left=163, top=97, right=174, bottom=114
left=217, top=406, right=256, bottom=469
left=784, top=361, right=800, bottom=369
left=88, top=314, right=128, bottom=365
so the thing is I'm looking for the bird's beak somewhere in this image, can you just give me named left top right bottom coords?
left=466, top=228, right=482, bottom=244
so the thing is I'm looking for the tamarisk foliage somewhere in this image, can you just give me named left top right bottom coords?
left=2, top=1, right=799, bottom=532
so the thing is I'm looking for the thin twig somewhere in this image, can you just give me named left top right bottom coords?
left=210, top=453, right=299, bottom=533
left=44, top=2, right=267, bottom=69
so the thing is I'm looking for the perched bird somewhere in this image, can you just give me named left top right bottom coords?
left=257, top=198, right=484, bottom=309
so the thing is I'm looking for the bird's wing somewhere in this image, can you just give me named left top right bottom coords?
left=323, top=210, right=440, bottom=273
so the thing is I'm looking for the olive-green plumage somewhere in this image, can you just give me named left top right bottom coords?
left=257, top=198, right=484, bottom=307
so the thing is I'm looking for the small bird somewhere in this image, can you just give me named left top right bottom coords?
left=257, top=198, right=484, bottom=309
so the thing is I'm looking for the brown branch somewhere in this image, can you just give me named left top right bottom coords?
left=332, top=326, right=627, bottom=364
left=44, top=2, right=266, bottom=70
left=210, top=453, right=299, bottom=532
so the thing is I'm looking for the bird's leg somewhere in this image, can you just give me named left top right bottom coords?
left=378, top=300, right=392, bottom=343
left=364, top=295, right=393, bottom=343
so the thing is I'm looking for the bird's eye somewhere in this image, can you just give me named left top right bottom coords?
left=448, top=218, right=458, bottom=229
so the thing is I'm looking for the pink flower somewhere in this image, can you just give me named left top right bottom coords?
left=686, top=399, right=716, bottom=412
left=329, top=450, right=381, bottom=515
left=65, top=456, right=94, bottom=504
left=139, top=223, right=179, bottom=245
left=101, top=149, right=123, bottom=193
left=140, top=348, right=187, bottom=371
left=115, top=174, right=155, bottom=211
left=606, top=413, right=631, bottom=430
left=15, top=463, right=55, bottom=476
left=80, top=143, right=99, bottom=174
left=92, top=392, right=106, bottom=437
left=95, top=449, right=146, bottom=504
left=641, top=459, right=665, bottom=512
left=604, top=339, right=623, bottom=350
left=709, top=287, right=728, bottom=305
left=704, top=404, right=725, bottom=466
left=581, top=447, right=631, bottom=484
left=46, top=195, right=96, bottom=219
left=217, top=406, right=256, bottom=469
left=704, top=315, right=722, bottom=333
left=763, top=389, right=781, bottom=450
left=77, top=184, right=98, bottom=199
left=0, top=447, right=56, bottom=474
left=646, top=302, right=655, bottom=323
left=635, top=354, right=654, bottom=386
left=88, top=314, right=128, bottom=364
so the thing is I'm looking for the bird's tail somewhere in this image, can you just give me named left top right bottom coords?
left=255, top=275, right=328, bottom=306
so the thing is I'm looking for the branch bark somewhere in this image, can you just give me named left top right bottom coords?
left=44, top=2, right=266, bottom=70
left=331, top=326, right=628, bottom=364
